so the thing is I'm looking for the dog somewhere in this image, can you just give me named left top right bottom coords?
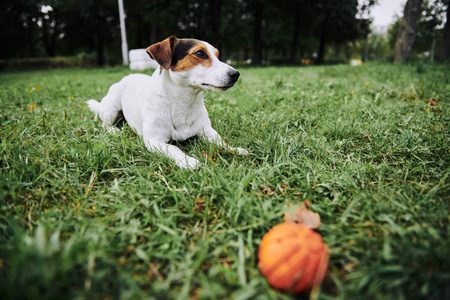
left=86, top=36, right=248, bottom=168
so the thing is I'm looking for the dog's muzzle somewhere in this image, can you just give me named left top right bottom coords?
left=201, top=69, right=240, bottom=90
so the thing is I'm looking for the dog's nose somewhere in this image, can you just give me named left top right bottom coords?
left=229, top=70, right=240, bottom=82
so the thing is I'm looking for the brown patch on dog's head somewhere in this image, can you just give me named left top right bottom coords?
left=147, top=36, right=219, bottom=72
left=146, top=36, right=177, bottom=70
left=170, top=39, right=216, bottom=72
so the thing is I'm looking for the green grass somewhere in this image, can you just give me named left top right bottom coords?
left=0, top=62, right=449, bottom=299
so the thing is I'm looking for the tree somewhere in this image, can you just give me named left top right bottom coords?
left=210, top=0, right=221, bottom=51
left=438, top=0, right=450, bottom=61
left=389, top=0, right=447, bottom=62
left=414, top=0, right=447, bottom=61
left=251, top=0, right=264, bottom=64
left=358, top=0, right=377, bottom=62
left=38, top=1, right=67, bottom=57
left=282, top=0, right=316, bottom=63
left=393, top=0, right=423, bottom=64
left=61, top=0, right=120, bottom=65
left=0, top=0, right=43, bottom=59
left=0, top=0, right=379, bottom=65
left=314, top=0, right=367, bottom=64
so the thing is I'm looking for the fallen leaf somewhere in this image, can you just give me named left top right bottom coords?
left=342, top=262, right=356, bottom=275
left=148, top=262, right=164, bottom=280
left=429, top=99, right=437, bottom=106
left=75, top=128, right=84, bottom=136
left=202, top=150, right=216, bottom=165
left=279, top=184, right=289, bottom=195
left=284, top=200, right=321, bottom=229
left=219, top=257, right=233, bottom=268
left=193, top=198, right=206, bottom=213
left=28, top=103, right=38, bottom=113
left=258, top=185, right=274, bottom=196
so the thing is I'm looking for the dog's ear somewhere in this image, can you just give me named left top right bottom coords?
left=146, top=36, right=177, bottom=70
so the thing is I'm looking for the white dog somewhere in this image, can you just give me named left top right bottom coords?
left=86, top=36, right=248, bottom=168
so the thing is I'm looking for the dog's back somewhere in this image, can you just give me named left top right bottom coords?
left=86, top=73, right=154, bottom=127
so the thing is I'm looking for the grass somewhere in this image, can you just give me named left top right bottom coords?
left=0, top=62, right=449, bottom=299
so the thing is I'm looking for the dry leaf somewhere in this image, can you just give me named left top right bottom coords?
left=202, top=150, right=216, bottom=165
left=219, top=257, right=232, bottom=268
left=148, top=262, right=164, bottom=280
left=258, top=185, right=274, bottom=196
left=192, top=198, right=206, bottom=213
left=284, top=200, right=321, bottom=229
left=279, top=184, right=288, bottom=195
left=28, top=103, right=38, bottom=113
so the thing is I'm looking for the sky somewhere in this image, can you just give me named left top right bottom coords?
left=371, top=0, right=407, bottom=27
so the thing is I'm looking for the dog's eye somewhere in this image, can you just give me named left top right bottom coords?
left=193, top=50, right=208, bottom=59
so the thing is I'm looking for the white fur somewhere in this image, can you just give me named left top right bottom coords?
left=86, top=41, right=247, bottom=169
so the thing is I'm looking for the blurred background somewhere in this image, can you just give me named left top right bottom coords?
left=0, top=0, right=448, bottom=69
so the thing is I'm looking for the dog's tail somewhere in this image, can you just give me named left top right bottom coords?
left=86, top=99, right=101, bottom=115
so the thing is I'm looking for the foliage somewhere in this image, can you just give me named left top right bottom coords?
left=1, top=0, right=371, bottom=65
left=388, top=0, right=448, bottom=61
left=1, top=63, right=449, bottom=299
left=0, top=55, right=97, bottom=71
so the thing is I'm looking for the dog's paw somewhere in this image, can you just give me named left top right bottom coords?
left=178, top=156, right=202, bottom=169
left=103, top=124, right=120, bottom=134
left=235, top=147, right=249, bottom=156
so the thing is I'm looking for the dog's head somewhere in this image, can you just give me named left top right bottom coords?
left=146, top=36, right=239, bottom=91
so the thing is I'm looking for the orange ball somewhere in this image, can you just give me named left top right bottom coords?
left=258, top=223, right=329, bottom=294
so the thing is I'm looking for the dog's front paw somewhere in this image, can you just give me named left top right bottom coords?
left=178, top=156, right=202, bottom=169
left=103, top=124, right=120, bottom=134
left=235, top=147, right=249, bottom=156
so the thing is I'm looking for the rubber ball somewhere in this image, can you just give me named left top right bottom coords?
left=258, top=222, right=329, bottom=293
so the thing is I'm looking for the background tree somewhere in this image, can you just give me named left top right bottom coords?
left=0, top=0, right=42, bottom=58
left=0, top=0, right=375, bottom=65
left=52, top=0, right=120, bottom=65
left=393, top=0, right=423, bottom=64
left=250, top=0, right=264, bottom=64
left=388, top=0, right=447, bottom=62
left=438, top=0, right=450, bottom=61
left=414, top=0, right=446, bottom=61
left=37, top=0, right=68, bottom=57
left=358, top=0, right=377, bottom=62
left=314, top=0, right=366, bottom=64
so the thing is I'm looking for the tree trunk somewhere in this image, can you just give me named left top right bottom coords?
left=150, top=24, right=160, bottom=45
left=27, top=15, right=34, bottom=57
left=50, top=10, right=58, bottom=57
left=316, top=34, right=326, bottom=64
left=438, top=4, right=450, bottom=61
left=97, top=35, right=104, bottom=66
left=315, top=3, right=330, bottom=65
left=210, top=0, right=221, bottom=51
left=290, top=5, right=301, bottom=63
left=42, top=17, right=50, bottom=56
left=315, top=14, right=329, bottom=65
left=42, top=14, right=57, bottom=57
left=253, top=1, right=263, bottom=64
left=364, top=34, right=369, bottom=62
left=393, top=0, right=423, bottom=64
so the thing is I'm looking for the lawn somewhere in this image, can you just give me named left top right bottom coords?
left=0, top=62, right=449, bottom=299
